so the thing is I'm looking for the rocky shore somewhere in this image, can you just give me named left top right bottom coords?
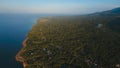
left=16, top=38, right=28, bottom=68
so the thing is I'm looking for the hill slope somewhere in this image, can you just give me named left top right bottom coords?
left=18, top=7, right=120, bottom=68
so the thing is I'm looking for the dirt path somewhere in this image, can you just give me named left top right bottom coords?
left=39, top=19, right=48, bottom=23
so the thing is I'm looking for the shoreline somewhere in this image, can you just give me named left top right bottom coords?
left=15, top=18, right=46, bottom=68
left=15, top=19, right=48, bottom=68
left=15, top=37, right=28, bottom=68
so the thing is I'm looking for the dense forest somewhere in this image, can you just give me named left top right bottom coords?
left=19, top=8, right=120, bottom=68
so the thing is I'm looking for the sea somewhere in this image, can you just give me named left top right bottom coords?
left=0, top=13, right=59, bottom=68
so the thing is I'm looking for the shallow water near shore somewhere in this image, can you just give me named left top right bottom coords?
left=0, top=13, right=58, bottom=68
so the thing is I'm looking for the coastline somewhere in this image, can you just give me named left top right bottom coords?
left=15, top=18, right=48, bottom=68
left=16, top=38, right=28, bottom=68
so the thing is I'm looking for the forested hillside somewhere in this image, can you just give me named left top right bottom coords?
left=20, top=8, right=120, bottom=68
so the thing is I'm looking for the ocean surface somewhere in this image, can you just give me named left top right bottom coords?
left=0, top=13, right=58, bottom=68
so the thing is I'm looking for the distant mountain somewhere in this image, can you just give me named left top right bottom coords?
left=89, top=7, right=120, bottom=16
left=104, top=7, right=120, bottom=32
left=87, top=7, right=120, bottom=32
left=106, top=7, right=120, bottom=14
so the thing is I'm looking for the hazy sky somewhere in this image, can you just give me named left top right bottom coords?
left=0, top=0, right=120, bottom=14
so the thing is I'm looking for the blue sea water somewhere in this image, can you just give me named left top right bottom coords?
left=0, top=13, right=57, bottom=68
